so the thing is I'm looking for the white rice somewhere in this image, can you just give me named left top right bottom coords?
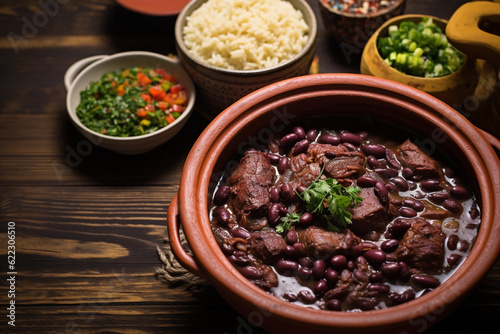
left=183, top=0, right=309, bottom=71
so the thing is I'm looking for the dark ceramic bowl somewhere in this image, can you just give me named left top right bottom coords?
left=318, top=0, right=405, bottom=50
left=167, top=74, right=500, bottom=334
left=175, top=0, right=317, bottom=119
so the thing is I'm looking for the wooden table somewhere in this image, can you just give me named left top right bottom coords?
left=1, top=0, right=498, bottom=333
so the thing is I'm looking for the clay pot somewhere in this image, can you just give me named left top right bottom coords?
left=167, top=74, right=500, bottom=334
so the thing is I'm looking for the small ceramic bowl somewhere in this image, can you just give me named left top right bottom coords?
left=174, top=0, right=317, bottom=119
left=318, top=0, right=405, bottom=49
left=360, top=15, right=481, bottom=108
left=167, top=73, right=500, bottom=333
left=65, top=51, right=196, bottom=155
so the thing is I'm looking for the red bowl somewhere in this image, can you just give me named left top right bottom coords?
left=167, top=73, right=500, bottom=333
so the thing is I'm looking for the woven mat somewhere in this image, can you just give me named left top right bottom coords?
left=155, top=227, right=212, bottom=296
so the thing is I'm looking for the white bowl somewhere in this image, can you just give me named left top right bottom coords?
left=65, top=51, right=196, bottom=155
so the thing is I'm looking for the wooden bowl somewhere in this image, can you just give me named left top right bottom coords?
left=167, top=74, right=500, bottom=333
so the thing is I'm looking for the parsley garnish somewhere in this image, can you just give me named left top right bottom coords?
left=276, top=178, right=363, bottom=233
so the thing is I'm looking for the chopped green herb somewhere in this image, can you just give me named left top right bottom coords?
left=377, top=17, right=464, bottom=78
left=277, top=177, right=363, bottom=233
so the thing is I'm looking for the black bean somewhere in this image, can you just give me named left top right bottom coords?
left=367, top=284, right=390, bottom=294
left=387, top=292, right=401, bottom=306
left=457, top=240, right=470, bottom=252
left=349, top=244, right=363, bottom=258
left=450, top=185, right=471, bottom=199
left=359, top=131, right=369, bottom=140
left=298, top=289, right=317, bottom=304
left=221, top=243, right=234, bottom=256
left=374, top=168, right=398, bottom=178
left=385, top=149, right=402, bottom=169
left=326, top=299, right=342, bottom=311
left=214, top=186, right=231, bottom=206
left=270, top=187, right=280, bottom=203
left=399, top=290, right=416, bottom=303
left=380, top=262, right=400, bottom=278
left=229, top=252, right=251, bottom=265
left=443, top=199, right=461, bottom=213
left=399, top=261, right=410, bottom=281
left=421, top=179, right=442, bottom=192
left=330, top=254, right=348, bottom=270
left=340, top=132, right=362, bottom=146
left=399, top=207, right=417, bottom=218
left=402, top=198, right=425, bottom=212
left=385, top=183, right=399, bottom=194
left=306, top=129, right=319, bottom=142
left=293, top=126, right=306, bottom=140
left=427, top=192, right=450, bottom=204
left=447, top=254, right=463, bottom=267
left=389, top=219, right=411, bottom=236
left=385, top=254, right=396, bottom=262
left=447, top=234, right=459, bottom=250
left=402, top=167, right=414, bottom=180
left=319, top=134, right=341, bottom=145
left=363, top=249, right=386, bottom=267
left=353, top=269, right=369, bottom=283
left=469, top=205, right=480, bottom=220
left=277, top=156, right=289, bottom=174
left=299, top=212, right=314, bottom=227
left=283, top=291, right=298, bottom=302
left=293, top=139, right=310, bottom=155
left=375, top=182, right=389, bottom=205
left=267, top=203, right=282, bottom=226
left=285, top=229, right=298, bottom=245
left=232, top=226, right=251, bottom=239
left=381, top=239, right=399, bottom=253
left=296, top=185, right=307, bottom=194
left=266, top=153, right=281, bottom=164
left=217, top=208, right=231, bottom=225
left=312, top=259, right=326, bottom=279
left=369, top=272, right=383, bottom=283
left=299, top=256, right=314, bottom=268
left=280, top=133, right=299, bottom=149
left=297, top=267, right=312, bottom=281
left=276, top=259, right=299, bottom=276
left=293, top=242, right=307, bottom=257
left=342, top=142, right=357, bottom=151
left=357, top=175, right=378, bottom=188
left=283, top=245, right=297, bottom=258
left=325, top=268, right=339, bottom=284
left=411, top=274, right=440, bottom=288
left=367, top=156, right=383, bottom=169
left=314, top=279, right=329, bottom=295
left=281, top=183, right=296, bottom=203
left=238, top=266, right=262, bottom=280
left=362, top=143, right=386, bottom=157
left=390, top=177, right=409, bottom=191
left=360, top=241, right=378, bottom=250
left=355, top=296, right=379, bottom=310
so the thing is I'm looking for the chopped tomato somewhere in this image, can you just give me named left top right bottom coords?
left=140, top=93, right=151, bottom=103
left=154, top=68, right=176, bottom=82
left=117, top=84, right=126, bottom=96
left=157, top=101, right=169, bottom=111
left=144, top=104, right=155, bottom=112
left=165, top=113, right=175, bottom=124
left=149, top=85, right=167, bottom=101
left=137, top=72, right=151, bottom=86
left=170, top=84, right=185, bottom=94
left=136, top=108, right=148, bottom=118
left=172, top=104, right=186, bottom=113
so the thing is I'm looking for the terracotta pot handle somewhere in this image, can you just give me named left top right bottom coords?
left=166, top=195, right=204, bottom=277
left=446, top=2, right=500, bottom=71
left=480, top=129, right=500, bottom=156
